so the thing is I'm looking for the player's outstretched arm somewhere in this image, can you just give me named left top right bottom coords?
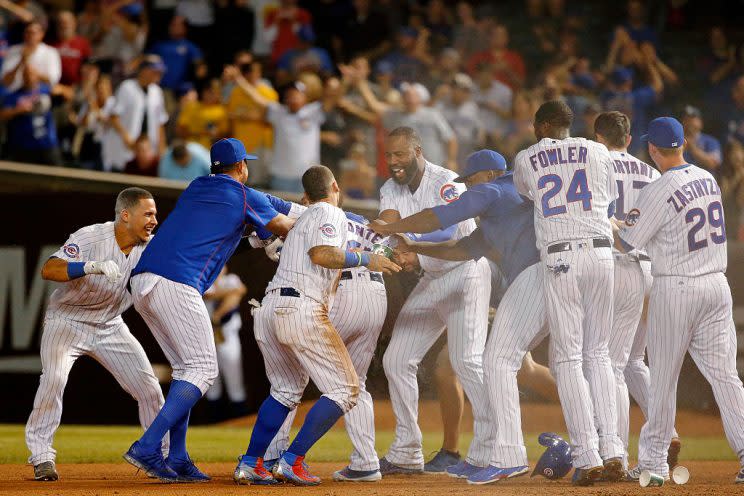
left=264, top=214, right=295, bottom=238
left=395, top=235, right=469, bottom=261
left=41, top=257, right=122, bottom=283
left=308, top=246, right=401, bottom=274
left=369, top=209, right=441, bottom=235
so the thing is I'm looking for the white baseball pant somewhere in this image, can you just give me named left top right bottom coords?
left=26, top=315, right=165, bottom=464
left=254, top=292, right=359, bottom=414
left=206, top=313, right=247, bottom=402
left=130, top=273, right=218, bottom=394
left=543, top=243, right=623, bottom=468
left=639, top=273, right=744, bottom=477
left=484, top=262, right=549, bottom=467
left=265, top=273, right=387, bottom=470
left=383, top=257, right=492, bottom=468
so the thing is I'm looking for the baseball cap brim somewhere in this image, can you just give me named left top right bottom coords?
left=244, top=154, right=259, bottom=160
left=640, top=134, right=649, bottom=142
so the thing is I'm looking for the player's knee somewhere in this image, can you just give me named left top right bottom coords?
left=203, top=362, right=220, bottom=389
left=134, top=380, right=165, bottom=406
left=382, top=347, right=410, bottom=378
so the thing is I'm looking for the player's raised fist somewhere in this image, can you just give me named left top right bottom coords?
left=84, top=260, right=122, bottom=283
left=367, top=253, right=401, bottom=274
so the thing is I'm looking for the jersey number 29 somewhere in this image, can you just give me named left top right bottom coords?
left=538, top=169, right=593, bottom=217
left=686, top=201, right=726, bottom=252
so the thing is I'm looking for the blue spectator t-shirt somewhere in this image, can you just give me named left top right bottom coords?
left=133, top=174, right=280, bottom=294
left=430, top=173, right=539, bottom=285
left=683, top=132, right=722, bottom=172
left=159, top=142, right=211, bottom=181
left=149, top=39, right=203, bottom=90
left=600, top=86, right=656, bottom=151
left=3, top=84, right=57, bottom=150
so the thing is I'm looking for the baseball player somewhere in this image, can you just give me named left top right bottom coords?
left=593, top=111, right=682, bottom=469
left=123, top=138, right=295, bottom=482
left=512, top=100, right=624, bottom=485
left=25, top=187, right=165, bottom=482
left=233, top=166, right=400, bottom=486
left=204, top=267, right=248, bottom=418
left=618, top=117, right=744, bottom=483
left=372, top=149, right=553, bottom=483
left=260, top=208, right=390, bottom=482
left=367, top=131, right=492, bottom=477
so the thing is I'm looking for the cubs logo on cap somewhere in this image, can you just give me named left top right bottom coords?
left=440, top=183, right=460, bottom=203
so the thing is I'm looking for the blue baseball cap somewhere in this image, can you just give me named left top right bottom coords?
left=641, top=117, right=684, bottom=148
left=210, top=138, right=257, bottom=168
left=455, top=149, right=507, bottom=182
left=610, top=67, right=633, bottom=85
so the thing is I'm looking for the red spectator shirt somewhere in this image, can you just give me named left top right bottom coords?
left=466, top=49, right=526, bottom=90
left=54, top=36, right=92, bottom=85
left=265, top=7, right=312, bottom=62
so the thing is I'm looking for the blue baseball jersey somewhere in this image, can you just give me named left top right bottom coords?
left=133, top=174, right=280, bottom=294
left=431, top=173, right=539, bottom=284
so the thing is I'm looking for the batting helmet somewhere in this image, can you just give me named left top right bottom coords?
left=531, top=432, right=572, bottom=479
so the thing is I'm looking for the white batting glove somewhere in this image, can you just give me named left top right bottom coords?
left=84, top=260, right=122, bottom=283
left=247, top=232, right=277, bottom=249
left=264, top=237, right=284, bottom=262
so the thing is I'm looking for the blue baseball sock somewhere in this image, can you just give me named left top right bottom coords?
left=139, top=380, right=202, bottom=452
left=167, top=411, right=190, bottom=460
left=286, top=396, right=343, bottom=458
left=245, top=395, right=291, bottom=457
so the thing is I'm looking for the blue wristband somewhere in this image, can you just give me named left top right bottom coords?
left=343, top=251, right=359, bottom=268
left=67, top=261, right=86, bottom=279
left=359, top=252, right=370, bottom=267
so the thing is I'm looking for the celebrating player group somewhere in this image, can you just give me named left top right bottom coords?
left=26, top=100, right=744, bottom=487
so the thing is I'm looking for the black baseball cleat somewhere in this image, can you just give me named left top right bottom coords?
left=34, top=461, right=59, bottom=481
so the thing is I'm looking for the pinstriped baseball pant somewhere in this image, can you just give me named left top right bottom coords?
left=484, top=262, right=549, bottom=467
left=383, top=257, right=492, bottom=468
left=131, top=274, right=218, bottom=395
left=639, top=273, right=744, bottom=477
left=254, top=292, right=360, bottom=414
left=25, top=315, right=166, bottom=464
left=265, top=276, right=387, bottom=470
left=543, top=246, right=623, bottom=468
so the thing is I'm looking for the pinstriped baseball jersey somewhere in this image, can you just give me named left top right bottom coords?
left=344, top=213, right=387, bottom=278
left=379, top=161, right=475, bottom=272
left=47, top=222, right=148, bottom=323
left=619, top=164, right=727, bottom=277
left=513, top=137, right=617, bottom=250
left=266, top=202, right=347, bottom=303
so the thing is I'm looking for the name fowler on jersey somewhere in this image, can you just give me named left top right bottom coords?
left=666, top=176, right=721, bottom=213
left=612, top=158, right=656, bottom=179
left=527, top=146, right=588, bottom=171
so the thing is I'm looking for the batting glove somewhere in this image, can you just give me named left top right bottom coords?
left=84, top=260, right=122, bottom=283
left=264, top=237, right=283, bottom=262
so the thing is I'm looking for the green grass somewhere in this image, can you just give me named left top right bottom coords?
left=0, top=424, right=736, bottom=464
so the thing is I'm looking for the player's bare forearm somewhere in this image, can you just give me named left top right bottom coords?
left=370, top=209, right=441, bottom=235
left=41, top=258, right=73, bottom=282
left=308, top=246, right=401, bottom=273
left=377, top=209, right=401, bottom=224
left=265, top=214, right=295, bottom=238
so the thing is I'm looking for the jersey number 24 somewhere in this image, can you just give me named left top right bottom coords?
left=538, top=169, right=592, bottom=217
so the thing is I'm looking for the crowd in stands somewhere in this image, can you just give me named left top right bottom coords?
left=0, top=0, right=743, bottom=238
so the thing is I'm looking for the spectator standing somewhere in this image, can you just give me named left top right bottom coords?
left=621, top=0, right=658, bottom=49
left=319, top=77, right=347, bottom=174
left=600, top=57, right=663, bottom=153
left=497, top=90, right=536, bottom=160
left=74, top=71, right=114, bottom=170
left=0, top=0, right=46, bottom=45
left=158, top=140, right=211, bottom=180
left=265, top=0, right=312, bottom=63
left=275, top=25, right=333, bottom=86
left=378, top=27, right=430, bottom=88
left=176, top=79, right=229, bottom=149
left=174, top=0, right=214, bottom=61
left=681, top=105, right=722, bottom=177
left=149, top=15, right=205, bottom=94
left=338, top=0, right=390, bottom=61
left=1, top=21, right=60, bottom=92
left=358, top=77, right=457, bottom=170
left=466, top=24, right=526, bottom=90
left=53, top=11, right=92, bottom=87
left=471, top=62, right=512, bottom=141
left=722, top=142, right=744, bottom=241
left=425, top=47, right=461, bottom=93
left=339, top=142, right=376, bottom=199
left=1, top=64, right=61, bottom=165
left=435, top=73, right=483, bottom=166
left=101, top=56, right=168, bottom=172
left=94, top=3, right=147, bottom=79
left=725, top=75, right=744, bottom=147
left=222, top=66, right=328, bottom=192
left=124, top=135, right=159, bottom=176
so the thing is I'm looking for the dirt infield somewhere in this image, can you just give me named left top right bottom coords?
left=1, top=461, right=742, bottom=496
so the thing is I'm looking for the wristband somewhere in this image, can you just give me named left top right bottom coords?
left=359, top=252, right=370, bottom=267
left=343, top=251, right=359, bottom=268
left=67, top=261, right=87, bottom=279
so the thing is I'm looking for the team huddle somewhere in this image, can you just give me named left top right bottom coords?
left=25, top=100, right=744, bottom=487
